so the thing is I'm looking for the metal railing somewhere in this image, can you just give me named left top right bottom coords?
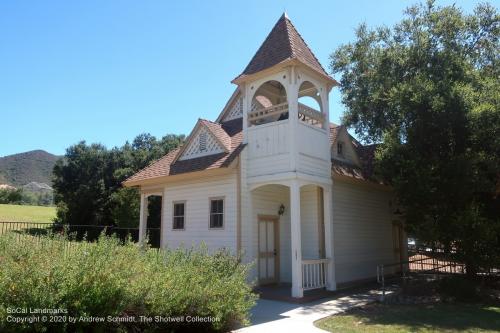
left=376, top=254, right=467, bottom=301
left=0, top=221, right=161, bottom=248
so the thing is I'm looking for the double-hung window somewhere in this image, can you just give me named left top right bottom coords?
left=173, top=202, right=185, bottom=230
left=209, top=198, right=224, bottom=229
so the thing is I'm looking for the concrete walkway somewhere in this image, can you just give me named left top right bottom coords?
left=235, top=288, right=388, bottom=333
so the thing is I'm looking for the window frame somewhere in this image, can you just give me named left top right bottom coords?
left=208, top=196, right=225, bottom=229
left=337, top=141, right=344, bottom=157
left=172, top=200, right=186, bottom=230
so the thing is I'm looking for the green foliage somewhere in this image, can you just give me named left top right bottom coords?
left=330, top=1, right=500, bottom=274
left=0, top=189, right=22, bottom=204
left=0, top=233, right=257, bottom=332
left=0, top=150, right=59, bottom=187
left=109, top=187, right=140, bottom=228
left=53, top=133, right=184, bottom=227
left=0, top=188, right=54, bottom=206
left=439, top=276, right=479, bottom=302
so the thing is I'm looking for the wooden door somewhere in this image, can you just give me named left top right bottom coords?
left=258, top=216, right=279, bottom=284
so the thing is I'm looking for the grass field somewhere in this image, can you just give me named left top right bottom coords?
left=315, top=302, right=500, bottom=333
left=0, top=204, right=56, bottom=222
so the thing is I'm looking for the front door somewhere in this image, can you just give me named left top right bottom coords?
left=258, top=215, right=279, bottom=284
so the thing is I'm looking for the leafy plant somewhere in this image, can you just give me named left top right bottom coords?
left=0, top=233, right=257, bottom=332
left=331, top=0, right=500, bottom=276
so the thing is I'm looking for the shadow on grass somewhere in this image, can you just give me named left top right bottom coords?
left=12, top=225, right=52, bottom=237
left=319, top=302, right=500, bottom=332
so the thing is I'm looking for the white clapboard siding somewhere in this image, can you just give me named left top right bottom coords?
left=332, top=179, right=395, bottom=284
left=162, top=173, right=237, bottom=253
left=300, top=184, right=321, bottom=260
left=244, top=183, right=322, bottom=284
left=296, top=122, right=331, bottom=178
left=297, top=154, right=331, bottom=178
left=247, top=121, right=292, bottom=178
left=251, top=184, right=291, bottom=282
left=332, top=129, right=360, bottom=165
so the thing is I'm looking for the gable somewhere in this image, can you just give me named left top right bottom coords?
left=179, top=126, right=225, bottom=161
left=222, top=96, right=243, bottom=121
left=331, top=127, right=361, bottom=166
left=219, top=93, right=272, bottom=122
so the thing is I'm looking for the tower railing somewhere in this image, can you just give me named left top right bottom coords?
left=248, top=102, right=324, bottom=127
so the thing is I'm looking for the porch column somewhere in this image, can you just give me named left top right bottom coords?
left=160, top=193, right=165, bottom=248
left=323, top=187, right=337, bottom=291
left=138, top=193, right=148, bottom=244
left=290, top=180, right=303, bottom=298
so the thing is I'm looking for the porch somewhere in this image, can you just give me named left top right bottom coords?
left=250, top=182, right=336, bottom=298
left=255, top=280, right=336, bottom=304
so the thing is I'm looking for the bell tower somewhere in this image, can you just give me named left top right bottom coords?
left=232, top=13, right=337, bottom=186
left=233, top=13, right=339, bottom=298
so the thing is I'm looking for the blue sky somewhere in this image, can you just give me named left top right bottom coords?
left=0, top=0, right=489, bottom=156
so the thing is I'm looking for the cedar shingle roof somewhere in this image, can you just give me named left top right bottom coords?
left=331, top=144, right=381, bottom=183
left=329, top=124, right=382, bottom=183
left=200, top=119, right=232, bottom=151
left=124, top=117, right=382, bottom=186
left=329, top=123, right=341, bottom=145
left=123, top=119, right=243, bottom=184
left=235, top=13, right=329, bottom=80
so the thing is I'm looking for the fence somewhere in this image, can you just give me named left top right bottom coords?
left=376, top=244, right=499, bottom=300
left=0, top=221, right=161, bottom=248
left=376, top=255, right=467, bottom=301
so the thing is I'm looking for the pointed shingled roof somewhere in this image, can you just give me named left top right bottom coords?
left=235, top=13, right=330, bottom=80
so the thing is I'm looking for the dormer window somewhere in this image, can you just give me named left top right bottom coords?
left=199, top=132, right=207, bottom=152
left=337, top=142, right=344, bottom=157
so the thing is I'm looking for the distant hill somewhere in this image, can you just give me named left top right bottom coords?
left=23, top=182, right=53, bottom=193
left=0, top=150, right=60, bottom=187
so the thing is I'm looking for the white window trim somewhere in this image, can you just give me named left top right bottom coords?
left=208, top=196, right=225, bottom=230
left=172, top=200, right=186, bottom=231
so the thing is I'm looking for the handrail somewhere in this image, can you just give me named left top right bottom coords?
left=298, top=103, right=325, bottom=125
left=248, top=102, right=325, bottom=127
left=302, top=258, right=330, bottom=290
left=302, top=258, right=330, bottom=264
left=248, top=102, right=288, bottom=123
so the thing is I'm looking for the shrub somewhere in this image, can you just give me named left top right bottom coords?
left=439, top=276, right=479, bottom=302
left=0, top=234, right=257, bottom=332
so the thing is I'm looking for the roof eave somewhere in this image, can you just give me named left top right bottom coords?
left=231, top=58, right=338, bottom=87
left=231, top=58, right=294, bottom=85
left=122, top=162, right=237, bottom=188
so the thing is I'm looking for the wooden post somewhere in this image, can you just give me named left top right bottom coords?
left=290, top=180, right=303, bottom=298
left=323, top=187, right=336, bottom=291
left=160, top=191, right=166, bottom=248
left=287, top=66, right=299, bottom=172
left=138, top=193, right=148, bottom=244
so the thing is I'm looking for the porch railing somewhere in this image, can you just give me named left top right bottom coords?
left=302, top=258, right=330, bottom=290
left=248, top=102, right=325, bottom=127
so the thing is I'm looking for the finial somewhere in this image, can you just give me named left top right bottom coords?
left=283, top=9, right=289, bottom=19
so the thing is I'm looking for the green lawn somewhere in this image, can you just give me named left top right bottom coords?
left=315, top=302, right=500, bottom=333
left=0, top=204, right=56, bottom=223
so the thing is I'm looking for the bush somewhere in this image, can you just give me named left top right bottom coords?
left=439, top=276, right=479, bottom=302
left=0, top=234, right=257, bottom=332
